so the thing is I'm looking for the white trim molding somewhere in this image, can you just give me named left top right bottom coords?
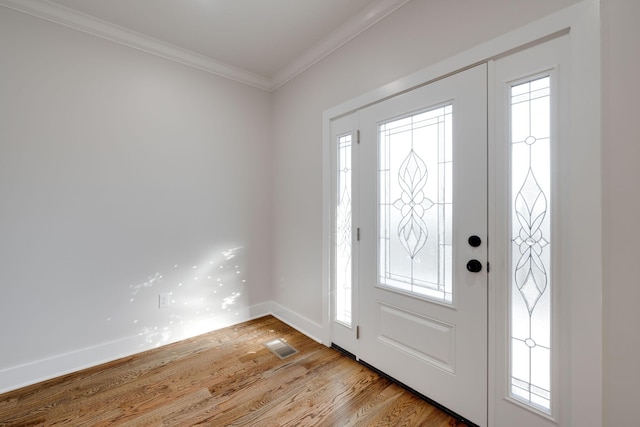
left=270, top=0, right=412, bottom=90
left=270, top=302, right=324, bottom=344
left=0, top=0, right=271, bottom=90
left=0, top=0, right=411, bottom=92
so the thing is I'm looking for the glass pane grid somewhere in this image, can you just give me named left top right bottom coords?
left=379, top=105, right=453, bottom=304
left=509, top=76, right=552, bottom=413
left=336, top=134, right=352, bottom=325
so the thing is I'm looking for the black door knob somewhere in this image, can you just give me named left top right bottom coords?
left=468, top=235, right=482, bottom=247
left=466, top=259, right=482, bottom=273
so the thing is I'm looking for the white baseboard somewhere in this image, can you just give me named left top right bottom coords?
left=269, top=301, right=324, bottom=343
left=0, top=332, right=154, bottom=395
left=0, top=301, right=319, bottom=395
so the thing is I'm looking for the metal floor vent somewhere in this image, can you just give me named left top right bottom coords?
left=264, top=338, right=298, bottom=359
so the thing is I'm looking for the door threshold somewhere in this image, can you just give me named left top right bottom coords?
left=357, top=359, right=480, bottom=427
left=330, top=343, right=357, bottom=360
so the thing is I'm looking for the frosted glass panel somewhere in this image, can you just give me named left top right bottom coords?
left=336, top=134, right=352, bottom=325
left=509, top=76, right=552, bottom=412
left=379, top=105, right=453, bottom=303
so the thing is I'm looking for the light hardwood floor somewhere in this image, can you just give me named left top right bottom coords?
left=0, top=316, right=467, bottom=426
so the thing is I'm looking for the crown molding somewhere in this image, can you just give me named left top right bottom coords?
left=270, top=0, right=412, bottom=90
left=0, top=0, right=272, bottom=91
left=0, top=0, right=411, bottom=92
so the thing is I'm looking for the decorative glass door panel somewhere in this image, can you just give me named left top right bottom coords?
left=336, top=133, right=353, bottom=326
left=379, top=106, right=453, bottom=303
left=510, top=76, right=552, bottom=411
left=492, top=34, right=568, bottom=426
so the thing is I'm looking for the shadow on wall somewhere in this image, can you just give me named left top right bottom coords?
left=106, top=246, right=248, bottom=348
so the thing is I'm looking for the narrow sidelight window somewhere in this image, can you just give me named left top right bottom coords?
left=336, top=134, right=353, bottom=326
left=509, top=76, right=552, bottom=412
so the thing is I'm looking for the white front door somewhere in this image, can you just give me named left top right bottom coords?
left=357, top=64, right=488, bottom=426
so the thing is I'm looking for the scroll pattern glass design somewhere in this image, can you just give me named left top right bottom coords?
left=379, top=105, right=453, bottom=303
left=336, top=134, right=352, bottom=325
left=510, top=76, right=552, bottom=412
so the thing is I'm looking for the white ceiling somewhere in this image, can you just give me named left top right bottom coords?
left=0, top=0, right=411, bottom=90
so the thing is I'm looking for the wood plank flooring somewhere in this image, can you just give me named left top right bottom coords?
left=0, top=316, right=467, bottom=426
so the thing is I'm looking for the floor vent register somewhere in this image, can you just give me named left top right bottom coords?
left=264, top=338, right=299, bottom=359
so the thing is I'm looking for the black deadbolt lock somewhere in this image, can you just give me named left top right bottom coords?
left=466, top=259, right=482, bottom=273
left=468, top=235, right=482, bottom=247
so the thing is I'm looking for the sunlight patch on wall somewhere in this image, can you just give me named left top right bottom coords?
left=102, top=246, right=249, bottom=348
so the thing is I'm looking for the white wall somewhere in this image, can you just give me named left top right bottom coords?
left=0, top=7, right=272, bottom=391
left=2, top=0, right=638, bottom=423
left=271, top=0, right=581, bottom=336
left=601, top=0, right=640, bottom=425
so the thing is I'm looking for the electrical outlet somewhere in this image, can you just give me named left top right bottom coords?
left=159, top=293, right=171, bottom=308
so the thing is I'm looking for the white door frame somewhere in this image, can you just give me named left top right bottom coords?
left=321, top=1, right=601, bottom=426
